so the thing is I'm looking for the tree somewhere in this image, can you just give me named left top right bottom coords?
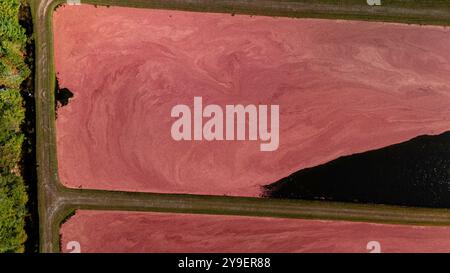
left=0, top=0, right=30, bottom=252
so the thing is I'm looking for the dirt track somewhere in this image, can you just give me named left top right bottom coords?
left=34, top=0, right=450, bottom=253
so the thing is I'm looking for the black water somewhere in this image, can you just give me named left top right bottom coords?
left=55, top=86, right=74, bottom=108
left=55, top=77, right=74, bottom=119
left=264, top=131, right=450, bottom=208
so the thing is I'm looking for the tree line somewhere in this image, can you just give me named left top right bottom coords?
left=0, top=0, right=31, bottom=253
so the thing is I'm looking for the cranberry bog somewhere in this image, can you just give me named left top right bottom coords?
left=54, top=5, right=450, bottom=197
left=33, top=0, right=450, bottom=252
left=61, top=210, right=450, bottom=253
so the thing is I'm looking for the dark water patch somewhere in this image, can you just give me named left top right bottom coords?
left=55, top=77, right=74, bottom=118
left=56, top=88, right=73, bottom=107
left=263, top=131, right=450, bottom=208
